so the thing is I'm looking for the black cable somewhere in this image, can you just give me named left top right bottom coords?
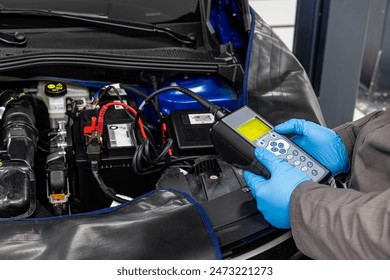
left=131, top=136, right=174, bottom=175
left=91, top=166, right=128, bottom=204
left=153, top=138, right=173, bottom=164
left=131, top=135, right=199, bottom=175
left=138, top=86, right=227, bottom=119
left=134, top=86, right=228, bottom=135
left=149, top=75, right=163, bottom=122
left=119, top=83, right=159, bottom=114
left=130, top=86, right=224, bottom=176
left=119, top=84, right=148, bottom=99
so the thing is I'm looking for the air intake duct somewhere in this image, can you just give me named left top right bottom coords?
left=0, top=90, right=38, bottom=219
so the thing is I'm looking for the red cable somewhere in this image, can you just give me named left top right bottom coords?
left=96, top=102, right=147, bottom=139
left=161, top=122, right=172, bottom=156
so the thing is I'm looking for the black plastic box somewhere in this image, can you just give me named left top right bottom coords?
left=167, top=110, right=216, bottom=156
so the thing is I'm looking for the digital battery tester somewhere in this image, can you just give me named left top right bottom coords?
left=210, top=106, right=330, bottom=183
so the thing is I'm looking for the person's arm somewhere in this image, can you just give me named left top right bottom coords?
left=289, top=110, right=390, bottom=259
left=290, top=182, right=390, bottom=259
left=245, top=111, right=390, bottom=259
left=274, top=110, right=385, bottom=181
left=333, top=110, right=384, bottom=165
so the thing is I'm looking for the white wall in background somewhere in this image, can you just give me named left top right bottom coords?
left=249, top=0, right=297, bottom=50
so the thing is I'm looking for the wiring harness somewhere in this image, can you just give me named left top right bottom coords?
left=131, top=85, right=227, bottom=175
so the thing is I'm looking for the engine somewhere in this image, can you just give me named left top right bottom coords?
left=0, top=76, right=245, bottom=218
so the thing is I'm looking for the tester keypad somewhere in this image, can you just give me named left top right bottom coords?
left=255, top=132, right=326, bottom=181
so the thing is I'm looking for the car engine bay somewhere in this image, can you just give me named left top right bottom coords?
left=0, top=74, right=248, bottom=219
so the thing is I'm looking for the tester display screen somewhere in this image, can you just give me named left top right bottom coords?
left=237, top=117, right=272, bottom=141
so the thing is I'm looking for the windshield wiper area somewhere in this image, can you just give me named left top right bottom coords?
left=0, top=9, right=197, bottom=48
left=0, top=31, right=27, bottom=47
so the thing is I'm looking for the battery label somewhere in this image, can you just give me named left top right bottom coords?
left=107, top=123, right=133, bottom=147
left=188, top=113, right=215, bottom=125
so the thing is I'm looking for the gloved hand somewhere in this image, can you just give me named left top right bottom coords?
left=243, top=147, right=310, bottom=229
left=275, top=119, right=350, bottom=176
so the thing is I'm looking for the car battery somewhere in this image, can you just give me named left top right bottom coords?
left=167, top=110, right=217, bottom=156
left=70, top=99, right=159, bottom=213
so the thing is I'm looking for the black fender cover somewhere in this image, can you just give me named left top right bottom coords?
left=0, top=189, right=221, bottom=259
left=246, top=11, right=326, bottom=126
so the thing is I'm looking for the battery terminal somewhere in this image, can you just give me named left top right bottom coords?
left=83, top=116, right=103, bottom=162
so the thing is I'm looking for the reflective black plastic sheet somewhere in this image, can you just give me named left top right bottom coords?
left=0, top=190, right=221, bottom=259
left=246, top=12, right=326, bottom=126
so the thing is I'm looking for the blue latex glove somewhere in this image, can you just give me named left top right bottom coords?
left=243, top=147, right=310, bottom=229
left=275, top=119, right=350, bottom=176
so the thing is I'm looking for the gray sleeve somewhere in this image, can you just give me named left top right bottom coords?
left=333, top=110, right=384, bottom=164
left=290, top=181, right=390, bottom=259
